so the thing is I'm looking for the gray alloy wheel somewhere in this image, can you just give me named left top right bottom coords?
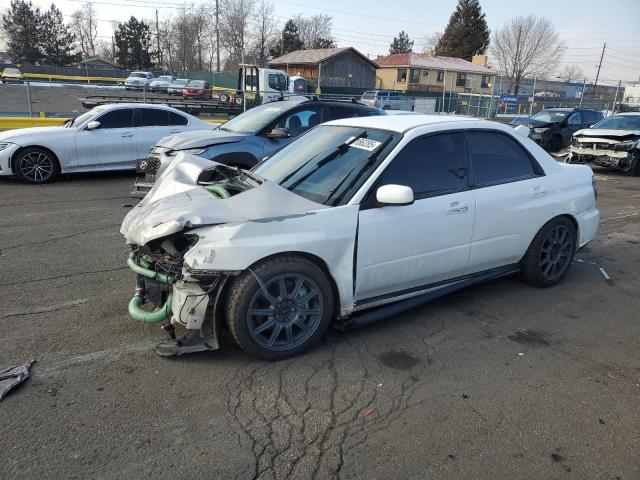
left=539, top=224, right=574, bottom=281
left=247, top=273, right=324, bottom=352
left=15, top=148, right=58, bottom=184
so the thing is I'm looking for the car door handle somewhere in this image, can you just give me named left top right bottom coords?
left=121, top=133, right=133, bottom=138
left=446, top=201, right=468, bottom=214
left=531, top=185, right=546, bottom=197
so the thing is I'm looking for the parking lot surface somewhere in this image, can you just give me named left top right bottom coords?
left=0, top=168, right=638, bottom=479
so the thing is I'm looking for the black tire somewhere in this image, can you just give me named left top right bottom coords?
left=548, top=135, right=563, bottom=153
left=225, top=255, right=335, bottom=360
left=624, top=151, right=640, bottom=176
left=13, top=147, right=60, bottom=184
left=520, top=217, right=576, bottom=287
left=382, top=105, right=391, bottom=110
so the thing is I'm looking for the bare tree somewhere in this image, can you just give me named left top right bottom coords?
left=294, top=14, right=334, bottom=49
left=220, top=0, right=255, bottom=69
left=71, top=2, right=98, bottom=58
left=251, top=0, right=276, bottom=66
left=558, top=64, right=584, bottom=83
left=422, top=32, right=442, bottom=55
left=491, top=15, right=566, bottom=95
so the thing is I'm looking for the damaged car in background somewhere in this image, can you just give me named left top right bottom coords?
left=121, top=115, right=599, bottom=360
left=568, top=112, right=640, bottom=175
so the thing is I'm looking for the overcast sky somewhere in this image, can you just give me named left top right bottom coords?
left=22, top=0, right=640, bottom=84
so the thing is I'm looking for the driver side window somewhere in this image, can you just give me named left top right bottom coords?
left=95, top=109, right=133, bottom=129
left=567, top=112, right=581, bottom=125
left=275, top=107, right=323, bottom=137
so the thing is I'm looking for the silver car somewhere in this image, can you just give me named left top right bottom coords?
left=361, top=90, right=415, bottom=112
left=167, top=78, right=190, bottom=95
left=149, top=75, right=176, bottom=93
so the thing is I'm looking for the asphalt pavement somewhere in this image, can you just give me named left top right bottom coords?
left=0, top=168, right=638, bottom=479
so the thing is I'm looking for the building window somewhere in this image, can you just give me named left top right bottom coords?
left=437, top=70, right=444, bottom=82
left=397, top=68, right=407, bottom=82
left=481, top=75, right=490, bottom=88
left=456, top=73, right=467, bottom=87
left=410, top=68, right=420, bottom=83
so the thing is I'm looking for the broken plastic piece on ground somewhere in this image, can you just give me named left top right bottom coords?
left=0, top=360, right=35, bottom=401
left=155, top=329, right=218, bottom=357
left=599, top=267, right=613, bottom=285
left=362, top=407, right=375, bottom=417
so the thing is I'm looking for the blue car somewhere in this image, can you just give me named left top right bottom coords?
left=132, top=97, right=384, bottom=196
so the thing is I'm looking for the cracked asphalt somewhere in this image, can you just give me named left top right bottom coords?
left=0, top=168, right=638, bottom=479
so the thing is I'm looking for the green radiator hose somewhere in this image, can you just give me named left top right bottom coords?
left=128, top=292, right=173, bottom=323
left=127, top=252, right=175, bottom=284
left=205, top=184, right=231, bottom=198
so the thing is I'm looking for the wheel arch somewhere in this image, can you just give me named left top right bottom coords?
left=11, top=145, right=61, bottom=173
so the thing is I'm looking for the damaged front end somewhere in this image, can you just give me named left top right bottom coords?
left=568, top=133, right=639, bottom=173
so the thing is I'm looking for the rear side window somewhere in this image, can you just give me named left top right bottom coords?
left=380, top=132, right=469, bottom=197
left=168, top=111, right=188, bottom=125
left=581, top=110, right=595, bottom=123
left=467, top=131, right=537, bottom=186
left=96, top=108, right=133, bottom=129
left=136, top=108, right=169, bottom=127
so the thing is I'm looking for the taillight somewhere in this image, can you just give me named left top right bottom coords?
left=592, top=175, right=597, bottom=200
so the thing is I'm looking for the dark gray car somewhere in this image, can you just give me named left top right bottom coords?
left=132, top=98, right=384, bottom=196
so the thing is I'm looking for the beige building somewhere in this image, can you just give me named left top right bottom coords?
left=375, top=53, right=495, bottom=94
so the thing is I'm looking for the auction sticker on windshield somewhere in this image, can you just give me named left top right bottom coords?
left=348, top=137, right=382, bottom=151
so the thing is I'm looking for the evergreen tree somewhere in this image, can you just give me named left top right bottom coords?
left=41, top=5, right=79, bottom=66
left=435, top=0, right=489, bottom=59
left=269, top=20, right=304, bottom=58
left=1, top=0, right=43, bottom=64
left=389, top=31, right=413, bottom=54
left=114, top=17, right=153, bottom=69
left=313, top=37, right=336, bottom=49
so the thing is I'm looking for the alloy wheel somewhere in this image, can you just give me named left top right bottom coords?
left=20, top=151, right=54, bottom=183
left=247, top=273, right=324, bottom=352
left=539, top=225, right=573, bottom=280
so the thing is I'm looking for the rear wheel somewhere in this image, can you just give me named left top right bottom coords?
left=225, top=255, right=334, bottom=360
left=13, top=147, right=59, bottom=184
left=520, top=217, right=576, bottom=287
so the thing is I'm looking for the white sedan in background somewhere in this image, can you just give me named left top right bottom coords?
left=0, top=104, right=214, bottom=183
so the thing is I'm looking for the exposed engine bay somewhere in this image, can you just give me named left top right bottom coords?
left=568, top=131, right=640, bottom=174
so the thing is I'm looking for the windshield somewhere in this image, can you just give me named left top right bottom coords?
left=253, top=125, right=398, bottom=206
left=362, top=91, right=376, bottom=99
left=3, top=68, right=20, bottom=75
left=188, top=80, right=205, bottom=88
left=157, top=76, right=173, bottom=82
left=65, top=106, right=105, bottom=128
left=130, top=72, right=147, bottom=78
left=221, top=103, right=289, bottom=134
left=592, top=115, right=640, bottom=131
left=530, top=110, right=570, bottom=123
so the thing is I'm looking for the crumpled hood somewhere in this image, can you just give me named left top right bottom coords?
left=155, top=128, right=244, bottom=150
left=0, top=126, right=71, bottom=143
left=574, top=128, right=640, bottom=139
left=120, top=152, right=326, bottom=245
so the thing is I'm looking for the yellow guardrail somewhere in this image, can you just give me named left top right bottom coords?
left=0, top=115, right=226, bottom=131
left=23, top=73, right=125, bottom=84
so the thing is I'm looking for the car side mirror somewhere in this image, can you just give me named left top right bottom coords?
left=86, top=121, right=100, bottom=131
left=266, top=127, right=290, bottom=139
left=514, top=125, right=530, bottom=138
left=376, top=184, right=414, bottom=206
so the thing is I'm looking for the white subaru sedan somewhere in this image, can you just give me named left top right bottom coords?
left=121, top=115, right=599, bottom=360
left=0, top=104, right=213, bottom=183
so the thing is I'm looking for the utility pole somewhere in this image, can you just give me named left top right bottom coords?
left=215, top=0, right=220, bottom=73
left=593, top=42, right=606, bottom=95
left=441, top=68, right=446, bottom=113
left=611, top=79, right=621, bottom=116
left=155, top=9, right=161, bottom=71
left=111, top=35, right=115, bottom=64
left=579, top=77, right=587, bottom=106
left=530, top=76, right=537, bottom=114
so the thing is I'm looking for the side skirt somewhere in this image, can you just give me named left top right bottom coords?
left=340, top=264, right=521, bottom=330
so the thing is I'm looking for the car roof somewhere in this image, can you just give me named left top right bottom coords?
left=614, top=112, right=640, bottom=116
left=325, top=114, right=476, bottom=133
left=97, top=103, right=186, bottom=112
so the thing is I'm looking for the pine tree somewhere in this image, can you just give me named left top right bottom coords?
left=435, top=0, right=489, bottom=59
left=114, top=17, right=153, bottom=69
left=1, top=0, right=43, bottom=64
left=41, top=5, right=79, bottom=66
left=269, top=20, right=304, bottom=58
left=389, top=31, right=414, bottom=55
